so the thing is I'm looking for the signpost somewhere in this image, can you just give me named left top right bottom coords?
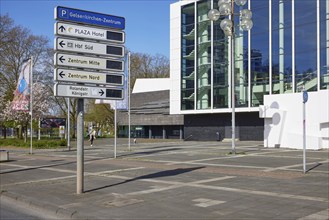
left=54, top=53, right=124, bottom=71
left=55, top=22, right=125, bottom=44
left=54, top=84, right=123, bottom=99
left=55, top=6, right=125, bottom=29
left=55, top=37, right=125, bottom=57
left=54, top=68, right=124, bottom=85
left=54, top=6, right=125, bottom=194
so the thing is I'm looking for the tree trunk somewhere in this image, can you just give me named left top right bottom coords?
left=24, top=124, right=28, bottom=143
left=2, top=126, right=7, bottom=139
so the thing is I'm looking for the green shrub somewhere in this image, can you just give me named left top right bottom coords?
left=0, top=138, right=67, bottom=149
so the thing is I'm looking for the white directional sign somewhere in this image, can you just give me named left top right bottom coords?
left=54, top=68, right=124, bottom=86
left=55, top=22, right=125, bottom=44
left=55, top=37, right=125, bottom=57
left=54, top=53, right=124, bottom=71
left=54, top=84, right=123, bottom=99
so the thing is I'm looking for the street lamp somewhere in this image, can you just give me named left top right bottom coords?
left=208, top=0, right=253, bottom=154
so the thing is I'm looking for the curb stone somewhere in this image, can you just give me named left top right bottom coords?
left=0, top=190, right=91, bottom=219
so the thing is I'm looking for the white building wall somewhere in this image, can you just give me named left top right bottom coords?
left=170, top=2, right=182, bottom=115
left=133, top=78, right=170, bottom=94
left=260, top=90, right=329, bottom=150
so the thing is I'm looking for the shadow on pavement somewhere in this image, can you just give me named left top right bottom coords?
left=118, top=147, right=181, bottom=158
left=85, top=166, right=205, bottom=193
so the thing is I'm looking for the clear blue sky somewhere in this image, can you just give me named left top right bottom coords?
left=0, top=0, right=176, bottom=58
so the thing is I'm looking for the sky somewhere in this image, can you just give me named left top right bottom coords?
left=0, top=0, right=177, bottom=58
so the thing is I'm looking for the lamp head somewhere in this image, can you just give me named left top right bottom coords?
left=240, top=18, right=253, bottom=31
left=235, top=0, right=247, bottom=6
left=208, top=9, right=220, bottom=21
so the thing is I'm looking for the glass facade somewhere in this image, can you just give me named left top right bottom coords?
left=196, top=0, right=212, bottom=109
left=295, top=0, right=317, bottom=92
left=320, top=0, right=329, bottom=90
left=179, top=0, right=329, bottom=111
left=181, top=3, right=195, bottom=110
left=213, top=2, right=229, bottom=109
left=272, top=0, right=292, bottom=94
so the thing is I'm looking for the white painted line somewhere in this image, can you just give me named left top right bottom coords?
left=88, top=167, right=145, bottom=176
left=1, top=175, right=76, bottom=187
left=297, top=208, right=329, bottom=220
left=193, top=198, right=226, bottom=207
left=126, top=176, right=236, bottom=196
left=167, top=155, right=247, bottom=165
left=187, top=183, right=329, bottom=202
left=264, top=159, right=329, bottom=172
left=191, top=176, right=236, bottom=184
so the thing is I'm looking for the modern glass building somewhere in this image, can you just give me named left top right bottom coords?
left=170, top=0, right=329, bottom=140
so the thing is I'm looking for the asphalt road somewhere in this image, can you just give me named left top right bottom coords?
left=1, top=138, right=328, bottom=219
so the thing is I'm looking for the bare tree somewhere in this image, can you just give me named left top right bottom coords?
left=0, top=14, right=50, bottom=102
left=0, top=15, right=53, bottom=139
left=130, top=52, right=169, bottom=90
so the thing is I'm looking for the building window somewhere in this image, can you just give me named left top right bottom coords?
left=295, top=0, right=317, bottom=92
left=250, top=0, right=270, bottom=106
left=181, top=3, right=195, bottom=110
left=272, top=0, right=292, bottom=94
left=320, top=0, right=329, bottom=90
left=196, top=0, right=212, bottom=109
left=213, top=1, right=229, bottom=109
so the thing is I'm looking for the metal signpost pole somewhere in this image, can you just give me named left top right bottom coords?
left=128, top=52, right=131, bottom=151
left=38, top=118, right=40, bottom=140
left=77, top=98, right=84, bottom=194
left=303, top=89, right=308, bottom=174
left=114, top=105, right=117, bottom=158
left=231, top=34, right=236, bottom=155
left=30, top=57, right=33, bottom=155
left=67, top=98, right=71, bottom=151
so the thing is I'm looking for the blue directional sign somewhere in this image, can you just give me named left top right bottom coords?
left=303, top=91, right=308, bottom=103
left=55, top=6, right=125, bottom=30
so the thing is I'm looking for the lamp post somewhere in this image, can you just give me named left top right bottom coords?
left=208, top=0, right=253, bottom=154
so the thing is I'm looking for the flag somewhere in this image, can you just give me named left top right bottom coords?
left=12, top=59, right=31, bottom=111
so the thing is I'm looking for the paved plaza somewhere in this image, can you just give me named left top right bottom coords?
left=1, top=138, right=328, bottom=219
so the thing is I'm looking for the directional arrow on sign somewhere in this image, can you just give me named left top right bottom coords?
left=59, top=71, right=65, bottom=78
left=55, top=37, right=125, bottom=58
left=54, top=68, right=124, bottom=86
left=55, top=22, right=125, bottom=44
left=59, top=56, right=65, bottom=63
left=59, top=41, right=66, bottom=48
left=54, top=53, right=123, bottom=71
left=59, top=25, right=66, bottom=32
left=54, top=84, right=123, bottom=100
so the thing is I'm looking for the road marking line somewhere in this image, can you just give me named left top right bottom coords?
left=297, top=208, right=329, bottom=220
left=167, top=155, right=247, bottom=165
left=107, top=175, right=328, bottom=202
left=187, top=183, right=329, bottom=202
left=1, top=167, right=145, bottom=187
left=126, top=176, right=235, bottom=196
left=264, top=159, right=329, bottom=172
left=193, top=198, right=226, bottom=207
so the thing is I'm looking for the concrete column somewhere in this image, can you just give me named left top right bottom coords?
left=163, top=126, right=166, bottom=139
left=149, top=126, right=152, bottom=139
left=180, top=126, right=183, bottom=140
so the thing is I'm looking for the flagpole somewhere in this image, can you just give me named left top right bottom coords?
left=128, top=52, right=131, bottom=151
left=30, top=57, right=33, bottom=154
